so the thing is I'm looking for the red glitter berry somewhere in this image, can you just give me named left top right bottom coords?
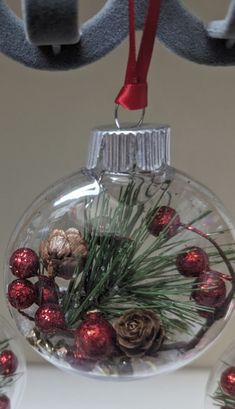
left=8, top=279, right=35, bottom=310
left=35, top=304, right=66, bottom=333
left=34, top=276, right=59, bottom=306
left=176, top=247, right=209, bottom=277
left=148, top=206, right=180, bottom=238
left=75, top=317, right=116, bottom=360
left=192, top=271, right=226, bottom=310
left=0, top=395, right=10, bottom=409
left=221, top=367, right=235, bottom=396
left=10, top=248, right=39, bottom=279
left=0, top=351, right=18, bottom=376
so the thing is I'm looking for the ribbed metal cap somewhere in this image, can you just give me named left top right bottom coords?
left=86, top=125, right=171, bottom=173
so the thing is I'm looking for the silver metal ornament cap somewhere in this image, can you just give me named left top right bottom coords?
left=86, top=125, right=171, bottom=173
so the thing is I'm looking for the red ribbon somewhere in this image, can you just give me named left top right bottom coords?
left=115, top=0, right=162, bottom=111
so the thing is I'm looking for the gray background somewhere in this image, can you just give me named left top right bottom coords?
left=0, top=0, right=234, bottom=366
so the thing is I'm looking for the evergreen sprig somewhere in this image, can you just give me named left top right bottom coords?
left=61, top=178, right=234, bottom=340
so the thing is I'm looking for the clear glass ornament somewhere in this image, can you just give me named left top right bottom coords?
left=4, top=125, right=235, bottom=380
left=0, top=316, right=26, bottom=408
left=205, top=341, right=235, bottom=409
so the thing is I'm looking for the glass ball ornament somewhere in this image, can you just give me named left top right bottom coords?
left=0, top=316, right=26, bottom=408
left=205, top=342, right=235, bottom=409
left=4, top=125, right=235, bottom=380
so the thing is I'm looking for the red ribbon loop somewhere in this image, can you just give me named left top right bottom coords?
left=115, top=83, right=148, bottom=110
left=115, top=0, right=162, bottom=111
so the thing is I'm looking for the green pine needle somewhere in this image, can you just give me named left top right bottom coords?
left=0, top=372, right=23, bottom=392
left=213, top=385, right=235, bottom=408
left=0, top=339, right=10, bottom=353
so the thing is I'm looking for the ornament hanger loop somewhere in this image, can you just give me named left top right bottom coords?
left=114, top=0, right=158, bottom=127
left=114, top=104, right=146, bottom=129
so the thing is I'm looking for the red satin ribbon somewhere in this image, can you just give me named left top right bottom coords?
left=115, top=0, right=162, bottom=111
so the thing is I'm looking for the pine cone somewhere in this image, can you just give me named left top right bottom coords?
left=50, top=257, right=81, bottom=280
left=39, top=228, right=88, bottom=278
left=114, top=309, right=165, bottom=358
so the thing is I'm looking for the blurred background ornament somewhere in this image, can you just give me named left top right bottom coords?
left=0, top=316, right=26, bottom=409
left=205, top=342, right=235, bottom=409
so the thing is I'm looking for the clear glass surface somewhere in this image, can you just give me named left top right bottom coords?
left=4, top=164, right=235, bottom=380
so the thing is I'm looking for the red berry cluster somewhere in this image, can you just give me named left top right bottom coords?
left=7, top=249, right=115, bottom=367
left=176, top=246, right=226, bottom=316
left=8, top=247, right=67, bottom=341
left=148, top=206, right=228, bottom=316
left=8, top=248, right=39, bottom=309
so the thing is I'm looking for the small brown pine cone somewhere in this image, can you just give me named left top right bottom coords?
left=65, top=228, right=88, bottom=257
left=39, top=228, right=88, bottom=278
left=51, top=256, right=86, bottom=280
left=114, top=309, right=165, bottom=358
